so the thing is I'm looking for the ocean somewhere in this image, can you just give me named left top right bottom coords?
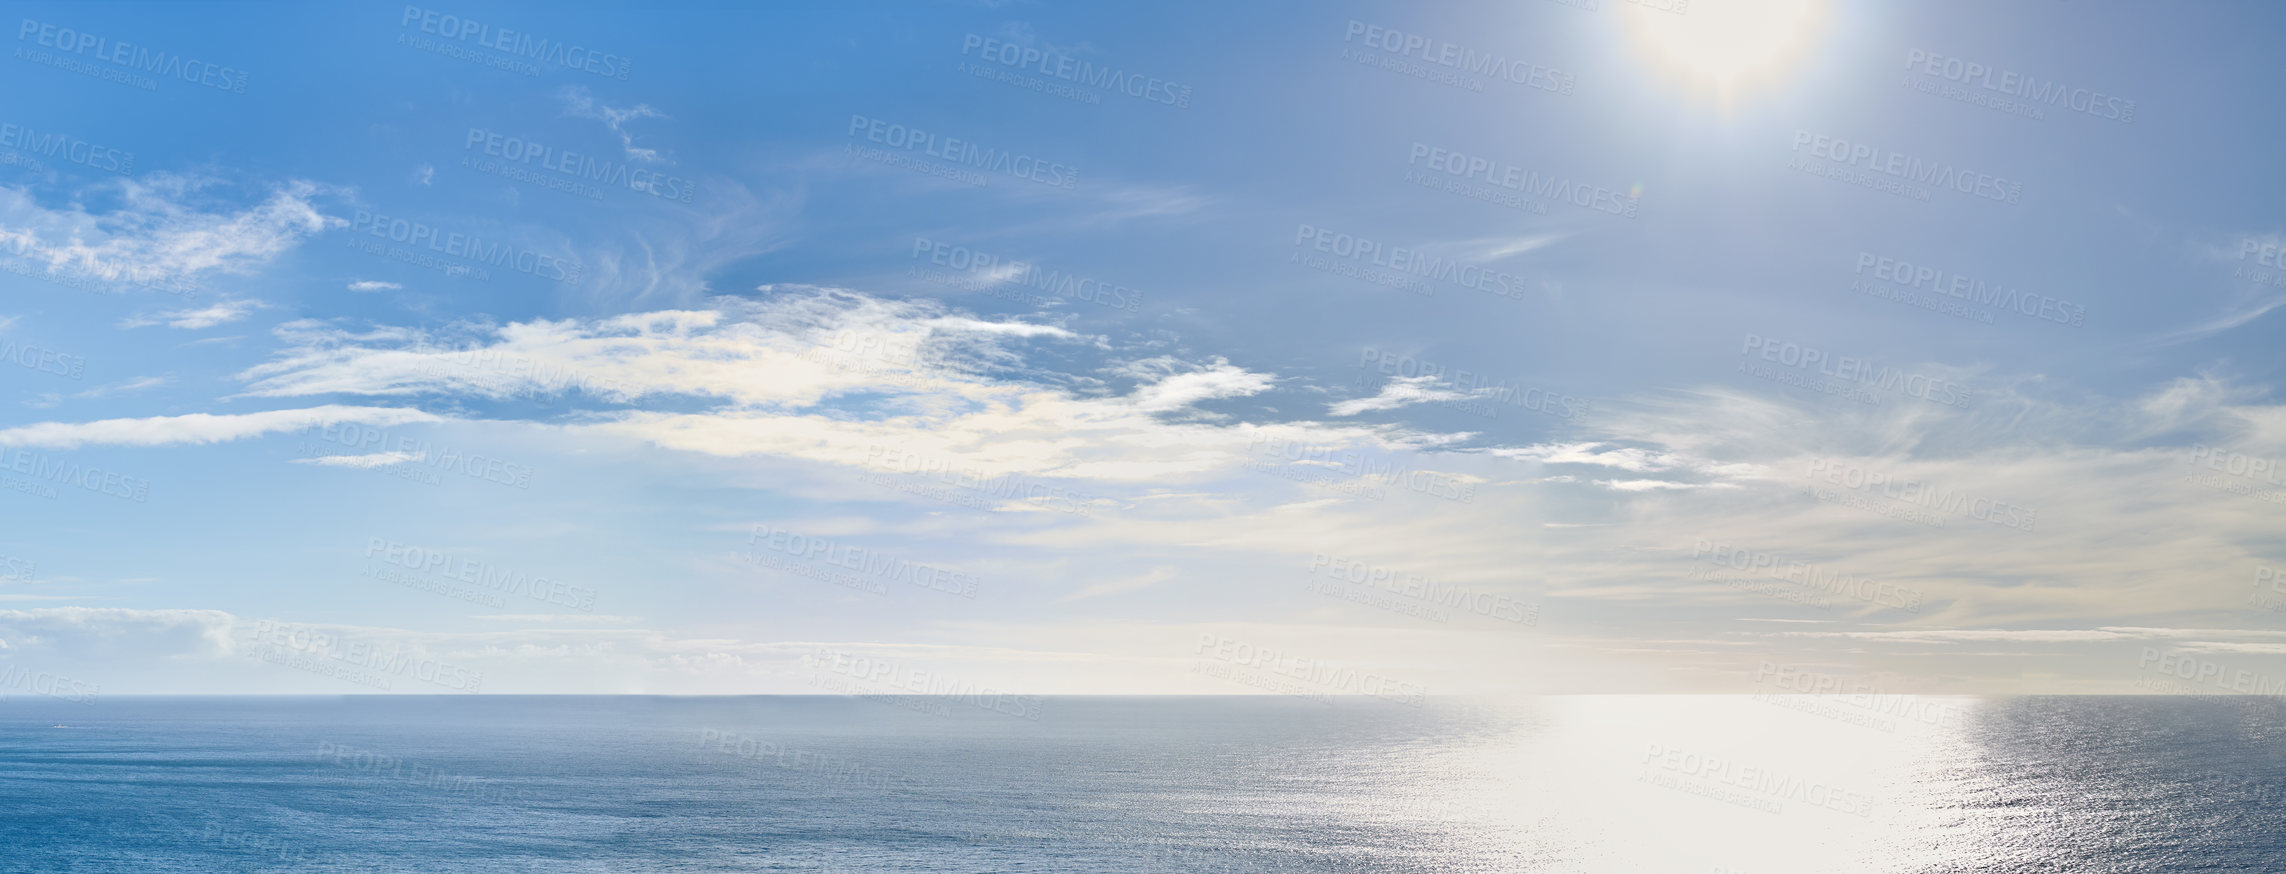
left=0, top=695, right=2280, bottom=872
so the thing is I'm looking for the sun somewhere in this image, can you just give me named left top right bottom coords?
left=1621, top=0, right=1827, bottom=98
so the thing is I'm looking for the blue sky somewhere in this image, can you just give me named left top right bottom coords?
left=2, top=0, right=2283, bottom=697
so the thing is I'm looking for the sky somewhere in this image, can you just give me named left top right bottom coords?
left=1, top=0, right=2282, bottom=698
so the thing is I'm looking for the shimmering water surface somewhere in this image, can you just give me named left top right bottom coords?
left=0, top=696, right=2279, bottom=872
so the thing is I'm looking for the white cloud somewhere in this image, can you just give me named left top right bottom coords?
left=1493, top=442, right=1689, bottom=473
left=235, top=289, right=1085, bottom=407
left=0, top=607, right=235, bottom=658
left=347, top=280, right=401, bottom=292
left=72, top=376, right=172, bottom=399
left=558, top=85, right=667, bottom=163
left=1060, top=567, right=1178, bottom=602
left=290, top=451, right=423, bottom=468
left=1131, top=361, right=1276, bottom=413
left=120, top=298, right=263, bottom=330
left=0, top=405, right=443, bottom=449
left=223, top=289, right=1448, bottom=496
left=0, top=175, right=333, bottom=290
left=1595, top=479, right=1731, bottom=491
left=1329, top=376, right=1474, bottom=415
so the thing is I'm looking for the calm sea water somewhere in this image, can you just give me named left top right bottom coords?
left=0, top=695, right=2279, bottom=872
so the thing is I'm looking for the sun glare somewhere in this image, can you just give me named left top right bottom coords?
left=1623, top=0, right=1826, bottom=98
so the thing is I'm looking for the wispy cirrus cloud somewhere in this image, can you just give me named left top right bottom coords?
left=1329, top=376, right=1477, bottom=415
left=120, top=297, right=264, bottom=330
left=0, top=405, right=442, bottom=449
left=0, top=174, right=334, bottom=289
left=559, top=85, right=668, bottom=163
left=290, top=450, right=423, bottom=468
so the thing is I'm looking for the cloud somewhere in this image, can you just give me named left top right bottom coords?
left=2173, top=642, right=2286, bottom=655
left=120, top=298, right=264, bottom=330
left=1059, top=567, right=1178, bottom=602
left=1130, top=360, right=1276, bottom=413
left=1329, top=376, right=1475, bottom=415
left=1768, top=627, right=2286, bottom=645
left=235, top=289, right=1085, bottom=407
left=0, top=405, right=443, bottom=449
left=0, top=607, right=235, bottom=658
left=72, top=376, right=172, bottom=399
left=290, top=451, right=423, bottom=468
left=1434, top=231, right=1572, bottom=262
left=36, top=279, right=2286, bottom=696
left=1595, top=479, right=1731, bottom=491
left=1492, top=442, right=1690, bottom=473
left=0, top=175, right=333, bottom=291
left=348, top=280, right=401, bottom=292
left=2145, top=294, right=2286, bottom=346
left=1769, top=629, right=2141, bottom=644
left=558, top=85, right=667, bottom=163
left=221, top=288, right=1461, bottom=500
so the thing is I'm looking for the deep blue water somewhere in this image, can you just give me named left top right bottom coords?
left=0, top=696, right=2280, bottom=872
